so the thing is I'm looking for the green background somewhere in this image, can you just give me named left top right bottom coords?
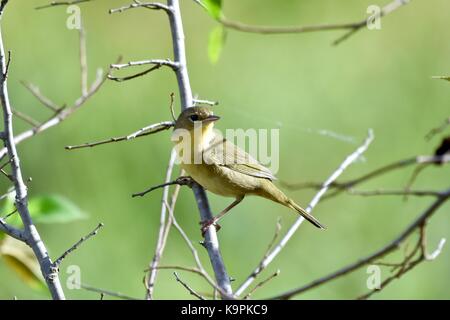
left=0, top=0, right=449, bottom=299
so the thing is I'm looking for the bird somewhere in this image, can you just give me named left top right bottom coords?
left=171, top=106, right=325, bottom=234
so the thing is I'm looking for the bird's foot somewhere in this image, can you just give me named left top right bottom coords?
left=200, top=219, right=221, bottom=237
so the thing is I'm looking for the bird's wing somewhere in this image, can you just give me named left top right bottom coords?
left=203, top=136, right=277, bottom=181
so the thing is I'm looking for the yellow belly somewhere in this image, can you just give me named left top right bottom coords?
left=181, top=163, right=260, bottom=198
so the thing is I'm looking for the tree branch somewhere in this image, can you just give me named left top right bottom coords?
left=35, top=0, right=92, bottom=10
left=0, top=37, right=113, bottom=161
left=0, top=3, right=65, bottom=299
left=110, top=1, right=171, bottom=14
left=269, top=187, right=450, bottom=300
left=207, top=0, right=411, bottom=45
left=53, top=223, right=104, bottom=268
left=235, top=129, right=374, bottom=297
left=145, top=149, right=177, bottom=299
left=173, top=272, right=206, bottom=300
left=65, top=121, right=174, bottom=150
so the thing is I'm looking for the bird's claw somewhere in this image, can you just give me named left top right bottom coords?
left=200, top=219, right=221, bottom=236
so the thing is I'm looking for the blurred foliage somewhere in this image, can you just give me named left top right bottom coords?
left=208, top=25, right=226, bottom=64
left=0, top=0, right=449, bottom=299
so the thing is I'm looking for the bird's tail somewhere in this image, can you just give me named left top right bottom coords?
left=286, top=199, right=326, bottom=229
left=259, top=180, right=325, bottom=229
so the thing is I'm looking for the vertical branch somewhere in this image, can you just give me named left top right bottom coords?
left=167, top=0, right=193, bottom=109
left=0, top=1, right=65, bottom=300
left=191, top=184, right=233, bottom=295
left=166, top=0, right=233, bottom=298
left=146, top=149, right=177, bottom=299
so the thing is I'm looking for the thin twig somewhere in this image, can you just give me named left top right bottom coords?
left=0, top=48, right=114, bottom=160
left=110, top=59, right=178, bottom=70
left=425, top=117, right=450, bottom=140
left=210, top=0, right=410, bottom=46
left=193, top=98, right=218, bottom=106
left=348, top=189, right=443, bottom=197
left=169, top=92, right=176, bottom=121
left=12, top=109, right=40, bottom=127
left=145, top=150, right=176, bottom=300
left=65, top=121, right=174, bottom=150
left=281, top=155, right=450, bottom=195
left=132, top=176, right=192, bottom=197
left=53, top=223, right=104, bottom=268
left=173, top=272, right=206, bottom=300
left=243, top=270, right=280, bottom=299
left=35, top=0, right=92, bottom=10
left=71, top=281, right=140, bottom=300
left=109, top=1, right=171, bottom=14
left=20, top=81, right=61, bottom=112
left=108, top=64, right=163, bottom=82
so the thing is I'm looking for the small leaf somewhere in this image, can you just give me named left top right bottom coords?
left=1, top=194, right=87, bottom=227
left=432, top=76, right=450, bottom=82
left=28, top=195, right=86, bottom=224
left=208, top=26, right=227, bottom=64
left=0, top=235, right=46, bottom=291
left=203, top=0, right=222, bottom=20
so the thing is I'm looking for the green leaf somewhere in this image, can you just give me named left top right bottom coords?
left=432, top=76, right=450, bottom=82
left=1, top=194, right=86, bottom=227
left=0, top=235, right=46, bottom=291
left=208, top=25, right=227, bottom=64
left=28, top=195, right=86, bottom=224
left=203, top=0, right=222, bottom=20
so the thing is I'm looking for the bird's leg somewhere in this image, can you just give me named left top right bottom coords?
left=200, top=195, right=244, bottom=236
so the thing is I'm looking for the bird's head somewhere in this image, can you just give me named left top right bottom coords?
left=174, top=106, right=220, bottom=131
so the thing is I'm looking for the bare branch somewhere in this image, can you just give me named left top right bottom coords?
left=426, top=117, right=450, bottom=140
left=169, top=92, right=176, bottom=121
left=243, top=270, right=280, bottom=300
left=210, top=0, right=410, bottom=46
left=0, top=217, right=25, bottom=241
left=0, top=54, right=113, bottom=161
left=65, top=121, right=174, bottom=150
left=173, top=272, right=206, bottom=300
left=110, top=1, right=171, bottom=14
left=235, top=129, right=374, bottom=297
left=70, top=280, right=140, bottom=300
left=110, top=59, right=178, bottom=70
left=35, top=0, right=92, bottom=10
left=281, top=155, right=450, bottom=196
left=132, top=175, right=192, bottom=198
left=20, top=81, right=61, bottom=112
left=53, top=223, right=104, bottom=268
left=145, top=150, right=177, bottom=299
left=269, top=187, right=450, bottom=300
left=12, top=109, right=40, bottom=127
left=348, top=188, right=443, bottom=198
left=193, top=98, right=218, bottom=106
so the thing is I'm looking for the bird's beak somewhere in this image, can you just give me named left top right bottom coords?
left=203, top=115, right=220, bottom=123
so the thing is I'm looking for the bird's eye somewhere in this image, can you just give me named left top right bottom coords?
left=189, top=114, right=199, bottom=122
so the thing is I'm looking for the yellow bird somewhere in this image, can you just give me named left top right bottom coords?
left=171, top=106, right=325, bottom=234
